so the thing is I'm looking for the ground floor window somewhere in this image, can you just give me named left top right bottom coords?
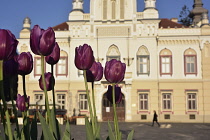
left=79, top=94, right=88, bottom=110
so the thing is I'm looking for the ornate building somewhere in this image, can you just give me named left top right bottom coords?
left=17, top=0, right=210, bottom=122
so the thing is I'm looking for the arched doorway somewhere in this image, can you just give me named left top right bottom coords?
left=102, top=93, right=125, bottom=121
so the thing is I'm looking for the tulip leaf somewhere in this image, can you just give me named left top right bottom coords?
left=95, top=122, right=101, bottom=140
left=0, top=136, right=3, bottom=140
left=23, top=116, right=30, bottom=140
left=38, top=112, right=55, bottom=140
left=30, top=113, right=38, bottom=140
left=50, top=108, right=60, bottom=139
left=126, top=129, right=134, bottom=140
left=107, top=121, right=115, bottom=140
left=62, top=121, right=71, bottom=140
left=85, top=117, right=94, bottom=140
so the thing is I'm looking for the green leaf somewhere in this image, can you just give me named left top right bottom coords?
left=21, top=129, right=25, bottom=140
left=23, top=116, right=30, bottom=140
left=126, top=129, right=134, bottom=140
left=107, top=121, right=115, bottom=140
left=30, top=113, right=38, bottom=140
left=85, top=117, right=94, bottom=140
left=50, top=108, right=60, bottom=139
left=94, top=122, right=101, bottom=140
left=38, top=112, right=55, bottom=140
left=62, top=121, right=71, bottom=140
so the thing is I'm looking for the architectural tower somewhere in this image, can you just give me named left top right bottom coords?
left=69, top=0, right=84, bottom=20
left=143, top=0, right=158, bottom=19
left=190, top=0, right=208, bottom=26
left=19, top=17, right=31, bottom=38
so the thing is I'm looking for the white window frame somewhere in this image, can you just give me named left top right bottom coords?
left=187, top=93, right=197, bottom=110
left=56, top=57, right=68, bottom=76
left=137, top=55, right=149, bottom=75
left=162, top=93, right=171, bottom=110
left=139, top=94, right=148, bottom=110
left=57, top=94, right=66, bottom=109
left=79, top=94, right=88, bottom=111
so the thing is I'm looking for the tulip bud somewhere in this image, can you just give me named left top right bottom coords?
left=45, top=42, right=60, bottom=65
left=106, top=85, right=122, bottom=104
left=17, top=52, right=33, bottom=75
left=74, top=44, right=94, bottom=70
left=39, top=72, right=54, bottom=91
left=16, top=94, right=30, bottom=112
left=0, top=29, right=18, bottom=61
left=104, top=59, right=126, bottom=83
left=30, top=25, right=55, bottom=56
left=86, top=61, right=103, bottom=82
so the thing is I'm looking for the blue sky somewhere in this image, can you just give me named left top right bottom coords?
left=0, top=0, right=210, bottom=38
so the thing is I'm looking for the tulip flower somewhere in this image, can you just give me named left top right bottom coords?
left=0, top=29, right=18, bottom=61
left=39, top=72, right=54, bottom=91
left=16, top=52, right=33, bottom=75
left=30, top=25, right=55, bottom=56
left=106, top=85, right=122, bottom=104
left=45, top=42, right=60, bottom=65
left=104, top=59, right=126, bottom=83
left=16, top=94, right=30, bottom=112
left=3, top=58, right=18, bottom=101
left=86, top=61, right=103, bottom=82
left=74, top=44, right=94, bottom=70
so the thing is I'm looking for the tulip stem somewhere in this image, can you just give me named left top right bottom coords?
left=112, top=83, right=120, bottom=140
left=41, top=56, right=51, bottom=123
left=83, top=70, right=95, bottom=135
left=51, top=64, right=56, bottom=114
left=91, top=82, right=97, bottom=130
left=0, top=60, right=13, bottom=140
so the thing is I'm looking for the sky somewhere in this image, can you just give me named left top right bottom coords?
left=0, top=0, right=210, bottom=38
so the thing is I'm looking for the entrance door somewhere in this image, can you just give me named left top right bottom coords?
left=102, top=93, right=125, bottom=121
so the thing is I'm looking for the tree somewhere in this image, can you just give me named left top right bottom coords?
left=179, top=5, right=192, bottom=26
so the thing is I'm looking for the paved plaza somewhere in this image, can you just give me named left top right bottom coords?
left=1, top=122, right=210, bottom=139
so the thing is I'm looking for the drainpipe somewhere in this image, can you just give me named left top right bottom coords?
left=156, top=35, right=160, bottom=119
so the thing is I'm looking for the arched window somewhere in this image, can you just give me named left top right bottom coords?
left=136, top=46, right=150, bottom=75
left=159, top=49, right=173, bottom=76
left=184, top=48, right=197, bottom=75
left=56, top=50, right=68, bottom=76
left=106, top=45, right=120, bottom=61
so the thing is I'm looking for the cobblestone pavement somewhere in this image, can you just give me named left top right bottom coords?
left=1, top=122, right=210, bottom=140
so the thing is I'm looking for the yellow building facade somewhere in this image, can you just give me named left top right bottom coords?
left=17, top=0, right=210, bottom=123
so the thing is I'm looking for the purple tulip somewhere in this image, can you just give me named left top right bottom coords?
left=16, top=52, right=33, bottom=75
left=74, top=44, right=94, bottom=70
left=0, top=29, right=18, bottom=61
left=45, top=42, right=60, bottom=65
left=104, top=59, right=126, bottom=83
left=106, top=85, right=122, bottom=104
left=86, top=61, right=103, bottom=82
left=39, top=72, right=54, bottom=91
left=3, top=58, right=18, bottom=101
left=30, top=25, right=55, bottom=56
left=16, top=94, right=30, bottom=112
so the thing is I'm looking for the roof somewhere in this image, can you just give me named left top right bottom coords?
left=159, top=18, right=188, bottom=28
left=53, top=22, right=69, bottom=31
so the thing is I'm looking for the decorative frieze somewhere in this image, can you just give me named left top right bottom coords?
left=158, top=39, right=200, bottom=45
left=97, top=26, right=130, bottom=37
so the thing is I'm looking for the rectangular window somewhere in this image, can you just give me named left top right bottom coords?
left=57, top=94, right=66, bottom=109
left=107, top=56, right=120, bottom=61
left=137, top=56, right=149, bottom=75
left=56, top=57, right=68, bottom=76
left=34, top=57, right=41, bottom=76
left=139, top=94, right=148, bottom=110
left=79, top=94, right=88, bottom=110
left=185, top=56, right=196, bottom=74
left=160, top=56, right=172, bottom=74
left=187, top=93, right=197, bottom=110
left=162, top=93, right=171, bottom=110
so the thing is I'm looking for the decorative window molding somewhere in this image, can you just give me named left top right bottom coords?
left=184, top=49, right=197, bottom=75
left=57, top=94, right=66, bottom=109
left=159, top=49, right=173, bottom=76
left=106, top=45, right=120, bottom=61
